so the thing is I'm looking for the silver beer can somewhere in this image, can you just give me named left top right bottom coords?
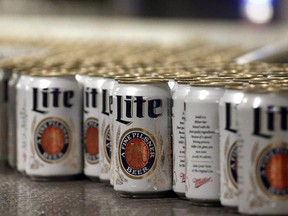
left=83, top=73, right=105, bottom=180
left=110, top=76, right=141, bottom=187
left=25, top=71, right=82, bottom=180
left=16, top=72, right=33, bottom=173
left=219, top=83, right=245, bottom=207
left=113, top=78, right=172, bottom=198
left=185, top=81, right=225, bottom=205
left=172, top=80, right=191, bottom=198
left=238, top=85, right=288, bottom=215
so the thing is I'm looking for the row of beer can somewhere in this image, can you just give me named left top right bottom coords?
left=2, top=60, right=288, bottom=215
left=172, top=72, right=288, bottom=215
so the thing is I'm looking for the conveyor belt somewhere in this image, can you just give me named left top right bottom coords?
left=0, top=166, right=238, bottom=216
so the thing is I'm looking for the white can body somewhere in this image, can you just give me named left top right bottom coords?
left=185, top=85, right=224, bottom=203
left=83, top=75, right=105, bottom=179
left=99, top=78, right=115, bottom=181
left=113, top=81, right=172, bottom=197
left=219, top=89, right=244, bottom=207
left=238, top=91, right=288, bottom=215
left=172, top=83, right=190, bottom=196
left=17, top=74, right=34, bottom=173
left=25, top=75, right=82, bottom=178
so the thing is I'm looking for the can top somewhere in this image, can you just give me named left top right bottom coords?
left=223, top=81, right=244, bottom=89
left=117, top=77, right=168, bottom=84
left=248, top=79, right=269, bottom=85
left=114, top=74, right=143, bottom=81
left=29, top=68, right=75, bottom=77
left=190, top=81, right=227, bottom=88
left=243, top=84, right=285, bottom=93
left=268, top=74, right=288, bottom=78
left=177, top=78, right=201, bottom=84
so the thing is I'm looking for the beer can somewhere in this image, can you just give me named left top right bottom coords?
left=83, top=73, right=105, bottom=180
left=99, top=75, right=116, bottom=182
left=16, top=72, right=33, bottom=173
left=219, top=83, right=245, bottom=207
left=110, top=75, right=143, bottom=186
left=172, top=80, right=191, bottom=198
left=7, top=70, right=21, bottom=168
left=238, top=85, right=288, bottom=215
left=25, top=71, right=82, bottom=180
left=185, top=82, right=225, bottom=205
left=113, top=78, right=172, bottom=198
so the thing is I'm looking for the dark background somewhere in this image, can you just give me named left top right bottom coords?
left=0, top=0, right=286, bottom=22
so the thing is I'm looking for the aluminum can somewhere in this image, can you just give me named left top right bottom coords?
left=109, top=76, right=141, bottom=187
left=172, top=80, right=191, bottom=198
left=185, top=82, right=224, bottom=205
left=8, top=71, right=20, bottom=168
left=219, top=84, right=244, bottom=207
left=113, top=78, right=172, bottom=198
left=25, top=72, right=82, bottom=180
left=16, top=73, right=33, bottom=173
left=238, top=86, right=288, bottom=215
left=99, top=76, right=116, bottom=182
left=83, top=73, right=105, bottom=180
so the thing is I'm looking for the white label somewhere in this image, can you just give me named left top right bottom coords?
left=185, top=102, right=220, bottom=200
left=172, top=99, right=186, bottom=194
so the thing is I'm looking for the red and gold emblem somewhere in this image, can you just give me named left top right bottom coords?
left=119, top=128, right=157, bottom=179
left=35, top=117, right=70, bottom=163
left=85, top=118, right=99, bottom=163
left=257, top=142, right=288, bottom=200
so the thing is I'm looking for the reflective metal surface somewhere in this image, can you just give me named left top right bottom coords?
left=0, top=166, right=238, bottom=216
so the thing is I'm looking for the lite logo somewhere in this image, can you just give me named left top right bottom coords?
left=253, top=106, right=288, bottom=139
left=32, top=88, right=74, bottom=114
left=101, top=89, right=110, bottom=116
left=84, top=87, right=98, bottom=113
left=116, top=95, right=163, bottom=125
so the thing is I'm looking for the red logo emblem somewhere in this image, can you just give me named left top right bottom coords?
left=35, top=118, right=70, bottom=163
left=193, top=177, right=212, bottom=188
left=85, top=118, right=99, bottom=163
left=119, top=129, right=157, bottom=178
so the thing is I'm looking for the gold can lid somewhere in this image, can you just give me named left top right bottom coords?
left=224, top=82, right=245, bottom=90
left=114, top=74, right=143, bottom=81
left=248, top=78, right=269, bottom=84
left=117, top=77, right=168, bottom=84
left=267, top=74, right=288, bottom=78
left=244, top=84, right=279, bottom=93
left=190, top=80, right=227, bottom=88
left=176, top=77, right=201, bottom=84
left=29, top=68, right=75, bottom=77
left=232, top=78, right=251, bottom=83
